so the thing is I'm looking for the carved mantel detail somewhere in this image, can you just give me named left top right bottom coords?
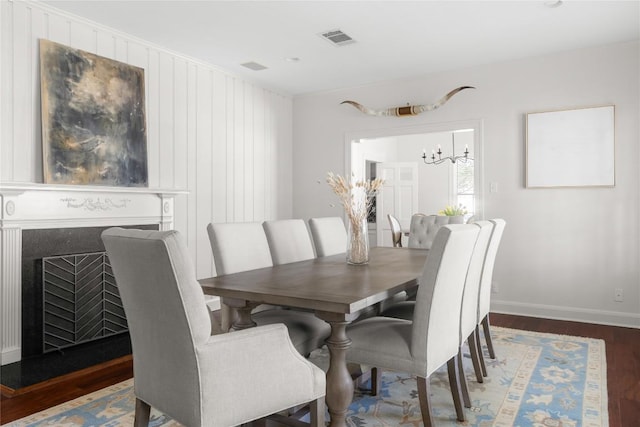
left=61, top=197, right=131, bottom=211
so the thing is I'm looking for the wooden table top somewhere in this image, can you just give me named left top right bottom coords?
left=199, top=247, right=428, bottom=315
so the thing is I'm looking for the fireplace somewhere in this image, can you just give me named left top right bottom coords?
left=21, top=225, right=157, bottom=358
left=0, top=183, right=184, bottom=365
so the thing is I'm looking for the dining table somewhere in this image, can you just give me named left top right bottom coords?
left=199, top=246, right=428, bottom=427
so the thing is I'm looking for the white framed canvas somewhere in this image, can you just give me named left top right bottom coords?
left=526, top=105, right=615, bottom=188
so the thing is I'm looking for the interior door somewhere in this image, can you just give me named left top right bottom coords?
left=375, top=162, right=419, bottom=247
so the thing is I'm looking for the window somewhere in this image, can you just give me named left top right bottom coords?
left=454, top=159, right=474, bottom=218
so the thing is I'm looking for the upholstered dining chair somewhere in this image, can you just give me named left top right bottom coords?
left=102, top=228, right=326, bottom=427
left=476, top=219, right=506, bottom=366
left=263, top=219, right=316, bottom=264
left=207, top=222, right=330, bottom=355
left=387, top=214, right=403, bottom=247
left=379, top=221, right=494, bottom=407
left=308, top=216, right=347, bottom=257
left=407, top=214, right=464, bottom=249
left=346, top=224, right=480, bottom=426
left=456, top=221, right=493, bottom=386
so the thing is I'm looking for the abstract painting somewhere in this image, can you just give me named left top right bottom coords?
left=40, top=39, right=148, bottom=187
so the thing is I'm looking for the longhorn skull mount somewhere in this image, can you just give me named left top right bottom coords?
left=340, top=86, right=475, bottom=117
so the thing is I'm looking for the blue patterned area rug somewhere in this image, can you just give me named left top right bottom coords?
left=5, top=327, right=608, bottom=427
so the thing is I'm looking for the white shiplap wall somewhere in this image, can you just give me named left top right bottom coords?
left=0, top=0, right=293, bottom=278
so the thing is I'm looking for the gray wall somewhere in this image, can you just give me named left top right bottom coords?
left=292, top=41, right=640, bottom=327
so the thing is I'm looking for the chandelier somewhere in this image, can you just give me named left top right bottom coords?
left=422, top=132, right=473, bottom=165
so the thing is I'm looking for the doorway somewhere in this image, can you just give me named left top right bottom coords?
left=345, top=120, right=484, bottom=247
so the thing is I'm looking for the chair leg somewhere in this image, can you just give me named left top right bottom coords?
left=371, top=367, right=382, bottom=396
left=475, top=326, right=488, bottom=377
left=467, top=332, right=484, bottom=383
left=482, top=315, right=496, bottom=359
left=455, top=348, right=471, bottom=408
left=446, top=356, right=467, bottom=422
left=456, top=348, right=471, bottom=408
left=416, top=376, right=435, bottom=427
left=309, top=396, right=325, bottom=427
left=134, top=398, right=151, bottom=427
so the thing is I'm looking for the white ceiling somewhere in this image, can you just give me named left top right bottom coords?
left=41, top=1, right=640, bottom=96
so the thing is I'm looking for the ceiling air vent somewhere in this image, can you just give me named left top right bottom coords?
left=319, top=29, right=355, bottom=46
left=241, top=61, right=268, bottom=71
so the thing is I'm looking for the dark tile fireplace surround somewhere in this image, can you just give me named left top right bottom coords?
left=1, top=224, right=156, bottom=390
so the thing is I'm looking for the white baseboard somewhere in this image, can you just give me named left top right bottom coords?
left=491, top=299, right=640, bottom=329
left=1, top=347, right=21, bottom=366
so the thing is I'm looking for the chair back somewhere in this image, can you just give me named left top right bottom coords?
left=102, top=228, right=211, bottom=424
left=407, top=214, right=464, bottom=249
left=387, top=214, right=403, bottom=247
left=459, top=221, right=494, bottom=342
left=263, top=219, right=315, bottom=265
left=411, top=224, right=479, bottom=375
left=309, top=216, right=347, bottom=257
left=207, top=222, right=273, bottom=275
left=478, top=218, right=506, bottom=320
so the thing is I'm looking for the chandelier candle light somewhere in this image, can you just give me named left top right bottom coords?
left=327, top=172, right=384, bottom=265
left=422, top=132, right=473, bottom=165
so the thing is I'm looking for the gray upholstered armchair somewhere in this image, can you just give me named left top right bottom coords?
left=102, top=228, right=326, bottom=427
left=407, top=214, right=464, bottom=249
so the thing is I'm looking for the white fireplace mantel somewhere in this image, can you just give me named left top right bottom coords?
left=0, top=182, right=187, bottom=365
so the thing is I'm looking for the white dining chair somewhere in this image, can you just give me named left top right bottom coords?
left=476, top=218, right=506, bottom=367
left=346, top=224, right=480, bottom=426
left=263, top=219, right=316, bottom=265
left=309, top=216, right=347, bottom=257
left=407, top=214, right=465, bottom=249
left=387, top=214, right=404, bottom=248
left=379, top=221, right=494, bottom=406
left=207, top=222, right=330, bottom=356
left=102, top=228, right=326, bottom=427
left=457, top=221, right=493, bottom=385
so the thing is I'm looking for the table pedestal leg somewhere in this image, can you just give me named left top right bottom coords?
left=219, top=303, right=234, bottom=332
left=232, top=305, right=257, bottom=330
left=222, top=298, right=259, bottom=331
left=318, top=313, right=356, bottom=427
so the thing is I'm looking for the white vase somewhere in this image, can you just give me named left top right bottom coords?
left=346, top=218, right=369, bottom=265
left=448, top=215, right=465, bottom=224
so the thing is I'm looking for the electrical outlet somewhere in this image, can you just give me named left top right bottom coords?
left=491, top=282, right=499, bottom=293
left=614, top=288, right=623, bottom=302
left=490, top=182, right=498, bottom=193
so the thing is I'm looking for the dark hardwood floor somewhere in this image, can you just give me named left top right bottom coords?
left=1, top=313, right=639, bottom=425
left=1, top=355, right=133, bottom=424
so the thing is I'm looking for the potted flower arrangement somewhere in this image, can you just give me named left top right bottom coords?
left=326, top=172, right=384, bottom=264
left=438, top=204, right=467, bottom=224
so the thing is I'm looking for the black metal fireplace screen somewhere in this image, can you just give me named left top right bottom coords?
left=42, top=252, right=127, bottom=353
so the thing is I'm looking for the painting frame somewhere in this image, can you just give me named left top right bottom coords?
left=525, top=105, right=615, bottom=188
left=40, top=39, right=148, bottom=187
